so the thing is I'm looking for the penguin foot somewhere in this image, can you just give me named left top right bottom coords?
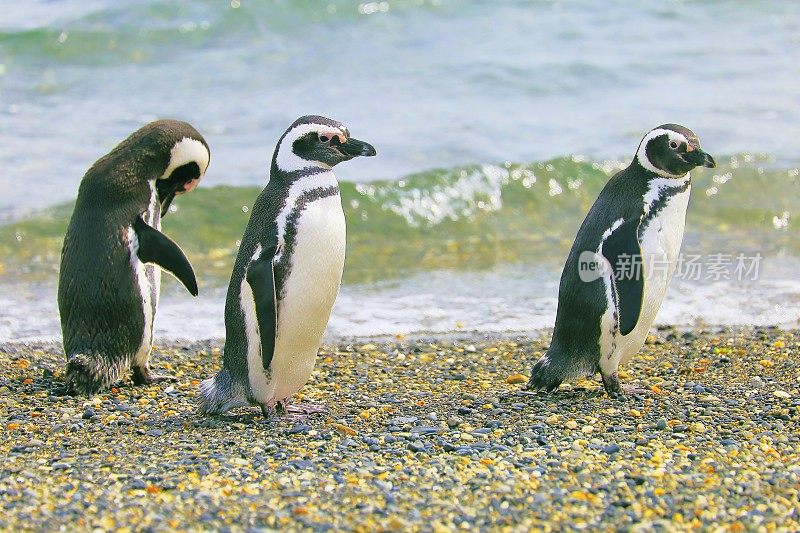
left=608, top=390, right=647, bottom=401
left=603, top=374, right=648, bottom=400
left=260, top=405, right=278, bottom=419
left=260, top=400, right=326, bottom=421
left=260, top=400, right=291, bottom=420
left=132, top=366, right=177, bottom=386
left=286, top=403, right=327, bottom=415
left=276, top=399, right=289, bottom=416
left=601, top=372, right=623, bottom=396
left=276, top=397, right=326, bottom=416
left=622, top=384, right=649, bottom=398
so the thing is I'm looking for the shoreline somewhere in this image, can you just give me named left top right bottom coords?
left=7, top=320, right=800, bottom=347
left=1, top=326, right=798, bottom=530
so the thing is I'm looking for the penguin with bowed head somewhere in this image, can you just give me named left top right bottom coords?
left=58, top=119, right=210, bottom=395
left=527, top=124, right=715, bottom=397
left=198, top=115, right=376, bottom=417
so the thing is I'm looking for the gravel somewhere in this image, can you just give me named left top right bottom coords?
left=1, top=327, right=799, bottom=530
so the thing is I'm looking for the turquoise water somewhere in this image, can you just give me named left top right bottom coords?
left=2, top=0, right=799, bottom=219
left=1, top=1, right=799, bottom=339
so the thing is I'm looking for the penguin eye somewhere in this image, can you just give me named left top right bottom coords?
left=318, top=134, right=331, bottom=143
left=669, top=140, right=680, bottom=150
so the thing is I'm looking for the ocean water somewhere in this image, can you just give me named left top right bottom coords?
left=1, top=1, right=799, bottom=340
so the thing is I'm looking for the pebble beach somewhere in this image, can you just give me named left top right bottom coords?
left=1, top=327, right=798, bottom=531
left=3, top=2, right=800, bottom=531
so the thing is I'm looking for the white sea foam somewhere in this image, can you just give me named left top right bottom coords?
left=5, top=258, right=800, bottom=342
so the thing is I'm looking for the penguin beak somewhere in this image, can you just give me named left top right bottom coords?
left=159, top=191, right=176, bottom=217
left=338, top=137, right=377, bottom=158
left=687, top=147, right=716, bottom=169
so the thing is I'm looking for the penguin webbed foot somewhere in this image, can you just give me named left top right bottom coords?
left=132, top=366, right=177, bottom=386
left=276, top=399, right=289, bottom=416
left=259, top=400, right=288, bottom=420
left=260, top=400, right=326, bottom=421
left=602, top=373, right=647, bottom=400
left=601, top=372, right=623, bottom=397
left=260, top=405, right=278, bottom=420
left=525, top=378, right=562, bottom=393
left=286, top=403, right=327, bottom=415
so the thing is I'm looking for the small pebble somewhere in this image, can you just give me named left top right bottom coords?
left=602, top=443, right=621, bottom=454
left=288, top=424, right=311, bottom=435
left=408, top=441, right=426, bottom=453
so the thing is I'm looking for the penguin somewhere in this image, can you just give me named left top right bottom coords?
left=198, top=115, right=375, bottom=417
left=58, top=120, right=210, bottom=395
left=527, top=124, right=715, bottom=397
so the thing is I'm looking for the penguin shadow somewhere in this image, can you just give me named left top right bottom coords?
left=20, top=364, right=71, bottom=398
left=503, top=382, right=650, bottom=405
left=195, top=394, right=330, bottom=426
left=196, top=408, right=327, bottom=429
left=42, top=373, right=165, bottom=399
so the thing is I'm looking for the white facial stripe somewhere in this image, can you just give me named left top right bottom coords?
left=275, top=123, right=346, bottom=172
left=160, top=137, right=210, bottom=180
left=635, top=128, right=690, bottom=178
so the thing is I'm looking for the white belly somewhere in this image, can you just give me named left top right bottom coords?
left=601, top=183, right=690, bottom=372
left=263, top=195, right=346, bottom=402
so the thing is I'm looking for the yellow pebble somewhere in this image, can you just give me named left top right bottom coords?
left=334, top=424, right=357, bottom=436
left=505, top=374, right=528, bottom=385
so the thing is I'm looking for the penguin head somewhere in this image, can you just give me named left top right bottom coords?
left=635, top=124, right=715, bottom=178
left=150, top=120, right=211, bottom=216
left=274, top=115, right=376, bottom=173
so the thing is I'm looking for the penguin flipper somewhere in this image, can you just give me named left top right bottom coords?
left=245, top=244, right=279, bottom=370
left=133, top=216, right=198, bottom=296
left=601, top=217, right=644, bottom=336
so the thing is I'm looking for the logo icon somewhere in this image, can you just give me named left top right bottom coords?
left=578, top=251, right=609, bottom=282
